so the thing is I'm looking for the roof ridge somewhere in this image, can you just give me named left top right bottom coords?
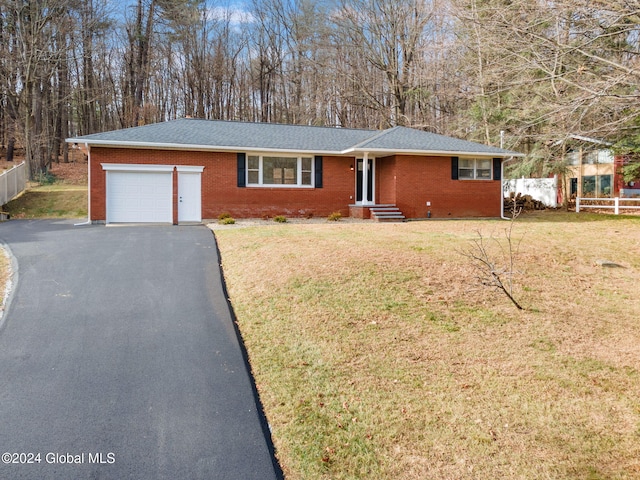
left=179, top=117, right=377, bottom=134
left=350, top=126, right=400, bottom=150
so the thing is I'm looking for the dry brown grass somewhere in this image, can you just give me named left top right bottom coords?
left=214, top=211, right=640, bottom=479
left=0, top=245, right=11, bottom=317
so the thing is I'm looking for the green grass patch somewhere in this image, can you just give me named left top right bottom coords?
left=4, top=185, right=87, bottom=219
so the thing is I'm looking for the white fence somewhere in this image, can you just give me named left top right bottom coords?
left=504, top=176, right=558, bottom=208
left=576, top=197, right=640, bottom=215
left=0, top=162, right=26, bottom=206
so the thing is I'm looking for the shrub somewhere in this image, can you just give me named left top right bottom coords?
left=274, top=215, right=287, bottom=223
left=218, top=212, right=232, bottom=220
left=38, top=171, right=57, bottom=185
left=219, top=216, right=235, bottom=225
left=327, top=212, right=342, bottom=222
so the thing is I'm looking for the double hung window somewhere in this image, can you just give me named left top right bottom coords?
left=458, top=158, right=492, bottom=180
left=247, top=155, right=313, bottom=187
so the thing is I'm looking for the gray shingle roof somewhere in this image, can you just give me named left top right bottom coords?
left=354, top=126, right=513, bottom=156
left=68, top=118, right=521, bottom=157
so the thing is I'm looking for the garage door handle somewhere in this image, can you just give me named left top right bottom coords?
left=179, top=196, right=182, bottom=202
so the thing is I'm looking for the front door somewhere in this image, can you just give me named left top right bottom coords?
left=356, top=158, right=374, bottom=203
left=178, top=171, right=202, bottom=223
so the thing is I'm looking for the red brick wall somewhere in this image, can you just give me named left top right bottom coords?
left=89, top=148, right=355, bottom=221
left=376, top=156, right=397, bottom=205
left=379, top=155, right=502, bottom=218
left=89, top=148, right=502, bottom=221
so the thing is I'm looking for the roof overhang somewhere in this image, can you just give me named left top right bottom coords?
left=66, top=138, right=523, bottom=159
left=65, top=138, right=347, bottom=156
left=346, top=148, right=524, bottom=158
left=552, top=135, right=613, bottom=147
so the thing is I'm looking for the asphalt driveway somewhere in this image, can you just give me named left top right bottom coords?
left=0, top=220, right=280, bottom=480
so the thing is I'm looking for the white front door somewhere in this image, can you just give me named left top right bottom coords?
left=355, top=157, right=375, bottom=204
left=178, top=171, right=202, bottom=223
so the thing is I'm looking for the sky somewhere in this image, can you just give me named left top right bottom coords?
left=111, top=0, right=256, bottom=25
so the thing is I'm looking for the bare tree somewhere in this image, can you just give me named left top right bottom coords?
left=333, top=0, right=436, bottom=127
left=0, top=0, right=70, bottom=178
left=121, top=0, right=156, bottom=127
left=460, top=203, right=525, bottom=310
left=452, top=0, right=640, bottom=151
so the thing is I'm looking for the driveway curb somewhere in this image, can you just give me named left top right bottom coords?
left=211, top=229, right=285, bottom=480
left=0, top=239, right=18, bottom=332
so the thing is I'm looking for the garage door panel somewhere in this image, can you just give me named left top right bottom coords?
left=107, top=171, right=173, bottom=223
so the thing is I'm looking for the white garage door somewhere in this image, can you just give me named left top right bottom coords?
left=106, top=170, right=173, bottom=223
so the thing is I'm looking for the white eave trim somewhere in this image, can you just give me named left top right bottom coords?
left=344, top=148, right=525, bottom=158
left=74, top=139, right=524, bottom=159
left=552, top=135, right=613, bottom=147
left=69, top=139, right=343, bottom=156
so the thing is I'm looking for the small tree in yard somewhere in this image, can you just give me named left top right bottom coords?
left=460, top=202, right=525, bottom=310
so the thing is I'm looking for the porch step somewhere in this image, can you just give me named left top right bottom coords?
left=369, top=205, right=406, bottom=222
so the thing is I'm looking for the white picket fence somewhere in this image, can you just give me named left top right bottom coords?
left=576, top=197, right=640, bottom=215
left=0, top=162, right=27, bottom=206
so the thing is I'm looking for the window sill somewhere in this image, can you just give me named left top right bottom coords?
left=246, top=184, right=315, bottom=189
left=457, top=178, right=494, bottom=181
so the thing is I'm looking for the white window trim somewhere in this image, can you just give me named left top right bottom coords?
left=459, top=158, right=492, bottom=180
left=246, top=154, right=315, bottom=188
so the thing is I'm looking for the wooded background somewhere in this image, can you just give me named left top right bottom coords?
left=0, top=0, right=638, bottom=179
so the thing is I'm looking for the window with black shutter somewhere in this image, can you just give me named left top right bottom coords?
left=237, top=153, right=246, bottom=187
left=493, top=158, right=502, bottom=181
left=314, top=156, right=323, bottom=188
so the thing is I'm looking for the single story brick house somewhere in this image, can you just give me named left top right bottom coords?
left=66, top=118, right=522, bottom=224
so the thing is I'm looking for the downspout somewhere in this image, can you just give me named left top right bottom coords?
left=74, top=143, right=92, bottom=226
left=501, top=156, right=517, bottom=220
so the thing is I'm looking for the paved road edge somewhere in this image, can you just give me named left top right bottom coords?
left=210, top=230, right=285, bottom=480
left=0, top=240, right=18, bottom=332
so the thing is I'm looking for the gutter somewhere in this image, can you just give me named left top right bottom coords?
left=64, top=139, right=526, bottom=160
left=346, top=147, right=525, bottom=158
left=64, top=139, right=345, bottom=157
left=74, top=142, right=92, bottom=226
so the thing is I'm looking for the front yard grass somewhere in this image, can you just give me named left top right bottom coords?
left=215, top=211, right=640, bottom=479
left=4, top=184, right=87, bottom=219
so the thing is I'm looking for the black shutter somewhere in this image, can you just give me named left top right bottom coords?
left=314, top=156, right=323, bottom=188
left=451, top=157, right=459, bottom=180
left=237, top=153, right=246, bottom=187
left=493, top=158, right=502, bottom=181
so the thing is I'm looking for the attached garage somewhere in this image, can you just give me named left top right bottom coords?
left=103, top=164, right=174, bottom=224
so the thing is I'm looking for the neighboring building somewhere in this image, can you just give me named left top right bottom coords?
left=67, top=118, right=522, bottom=224
left=615, top=156, right=640, bottom=198
left=563, top=135, right=640, bottom=199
